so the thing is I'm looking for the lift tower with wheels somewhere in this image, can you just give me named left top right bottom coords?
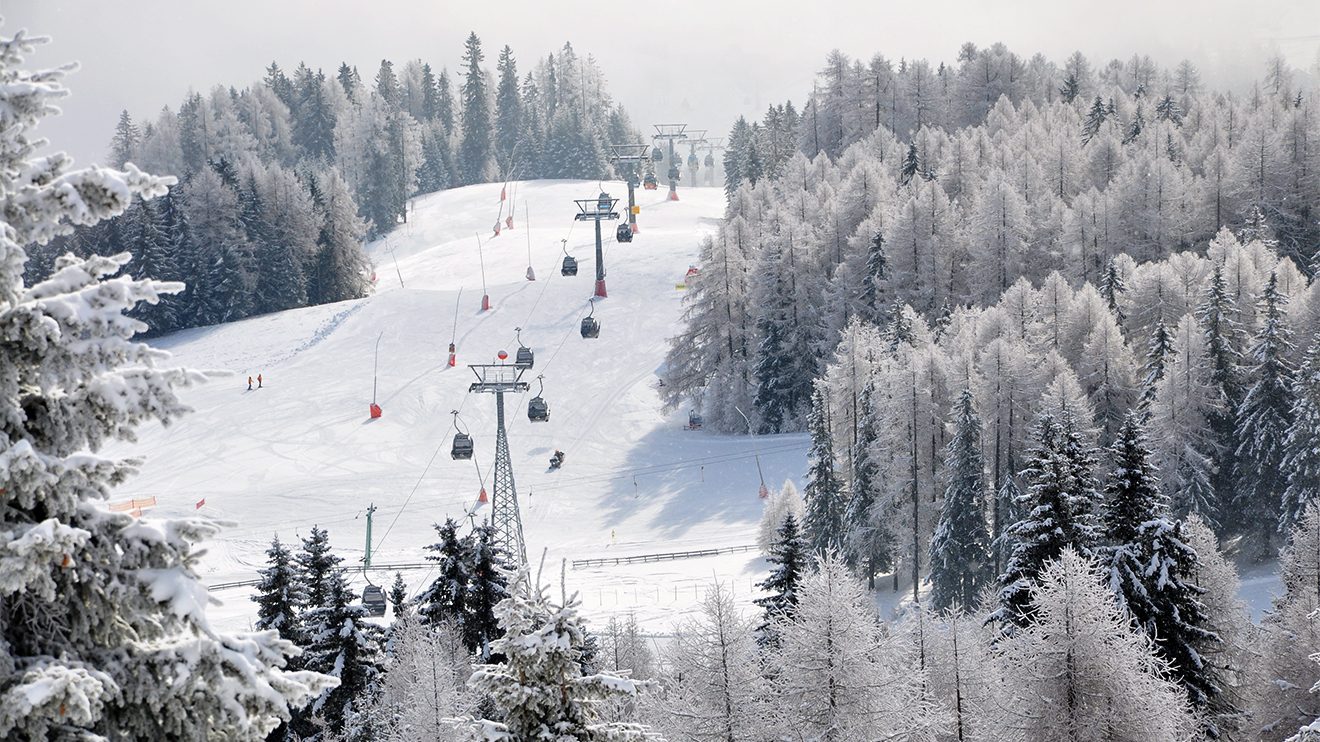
left=652, top=124, right=689, bottom=201
left=467, top=358, right=531, bottom=567
left=609, top=143, right=651, bottom=234
left=574, top=195, right=619, bottom=298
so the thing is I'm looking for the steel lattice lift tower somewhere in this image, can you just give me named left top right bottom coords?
left=467, top=360, right=530, bottom=566
left=574, top=195, right=620, bottom=298
left=609, top=143, right=651, bottom=234
left=652, top=124, right=688, bottom=201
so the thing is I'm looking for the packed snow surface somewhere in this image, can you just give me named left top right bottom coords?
left=110, top=180, right=809, bottom=633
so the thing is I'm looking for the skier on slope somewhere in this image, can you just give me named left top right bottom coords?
left=247, top=376, right=253, bottom=390
left=549, top=449, right=565, bottom=470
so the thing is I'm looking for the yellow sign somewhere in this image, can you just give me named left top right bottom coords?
left=631, top=205, right=641, bottom=215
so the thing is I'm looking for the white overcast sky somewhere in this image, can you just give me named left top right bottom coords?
left=7, top=0, right=1320, bottom=167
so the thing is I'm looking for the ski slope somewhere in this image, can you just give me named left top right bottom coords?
left=110, top=179, right=811, bottom=634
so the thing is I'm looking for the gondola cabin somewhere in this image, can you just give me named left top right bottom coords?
left=451, top=432, right=474, bottom=460
left=643, top=173, right=659, bottom=190
left=561, top=255, right=578, bottom=276
left=580, top=317, right=600, bottom=338
left=528, top=396, right=549, bottom=422
left=651, top=146, right=664, bottom=161
left=515, top=346, right=534, bottom=369
left=597, top=192, right=612, bottom=213
left=616, top=224, right=633, bottom=243
left=362, top=585, right=386, bottom=617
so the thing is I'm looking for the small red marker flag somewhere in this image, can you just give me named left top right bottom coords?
left=195, top=498, right=206, bottom=510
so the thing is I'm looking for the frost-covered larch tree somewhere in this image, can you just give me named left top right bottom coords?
left=1149, top=313, right=1222, bottom=527
left=757, top=478, right=804, bottom=553
left=766, top=553, right=936, bottom=741
left=987, top=549, right=1197, bottom=740
left=463, top=568, right=657, bottom=741
left=358, top=610, right=469, bottom=742
left=649, top=582, right=769, bottom=741
left=0, top=28, right=330, bottom=739
left=1258, top=503, right=1320, bottom=741
left=928, top=389, right=993, bottom=613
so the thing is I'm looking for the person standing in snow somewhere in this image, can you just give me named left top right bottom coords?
left=247, top=376, right=253, bottom=390
left=257, top=373, right=263, bottom=388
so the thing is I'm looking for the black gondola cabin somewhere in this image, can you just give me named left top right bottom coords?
left=451, top=432, right=474, bottom=460
left=580, top=317, right=600, bottom=338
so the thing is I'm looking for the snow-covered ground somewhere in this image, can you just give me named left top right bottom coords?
left=109, top=179, right=810, bottom=634
left=107, top=177, right=1283, bottom=634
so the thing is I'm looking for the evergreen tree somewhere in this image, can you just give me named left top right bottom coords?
left=1100, top=257, right=1127, bottom=326
left=755, top=512, right=807, bottom=645
left=899, top=142, right=921, bottom=185
left=1140, top=319, right=1175, bottom=411
left=435, top=67, right=456, bottom=136
left=0, top=32, right=329, bottom=738
left=417, top=519, right=473, bottom=631
left=336, top=62, right=361, bottom=102
left=723, top=116, right=751, bottom=199
left=1283, top=337, right=1320, bottom=534
left=1059, top=72, right=1081, bottom=103
left=463, top=571, right=655, bottom=740
left=802, top=385, right=848, bottom=554
left=108, top=108, right=140, bottom=167
left=1101, top=412, right=1222, bottom=725
left=493, top=45, right=522, bottom=176
left=991, top=412, right=1101, bottom=630
left=1199, top=259, right=1244, bottom=528
left=125, top=196, right=179, bottom=334
left=465, top=524, right=509, bottom=660
left=297, top=525, right=343, bottom=612
left=374, top=58, right=399, bottom=105
left=1235, top=271, right=1296, bottom=557
left=299, top=571, right=385, bottom=738
left=292, top=66, right=336, bottom=161
left=457, top=32, right=493, bottom=184
left=264, top=61, right=295, bottom=109
left=845, top=379, right=893, bottom=587
left=858, top=230, right=889, bottom=326
left=1081, top=96, right=1107, bottom=144
left=929, top=389, right=993, bottom=612
left=388, top=571, right=409, bottom=616
left=254, top=536, right=304, bottom=645
left=307, top=168, right=369, bottom=306
left=1122, top=103, right=1145, bottom=144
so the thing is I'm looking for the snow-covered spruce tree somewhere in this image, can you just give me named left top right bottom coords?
left=1100, top=412, right=1222, bottom=729
left=755, top=512, right=807, bottom=646
left=765, top=553, right=935, bottom=740
left=254, top=536, right=305, bottom=646
left=844, top=376, right=894, bottom=588
left=1139, top=319, right=1175, bottom=412
left=1182, top=514, right=1257, bottom=738
left=1281, top=336, right=1320, bottom=534
left=1234, top=271, right=1296, bottom=558
left=990, top=411, right=1101, bottom=631
left=297, top=524, right=343, bottom=612
left=803, top=384, right=847, bottom=555
left=462, top=568, right=657, bottom=741
left=298, top=569, right=384, bottom=740
left=417, top=518, right=473, bottom=632
left=1258, top=503, right=1320, bottom=741
left=648, top=582, right=768, bottom=741
left=465, top=523, right=509, bottom=661
left=388, top=571, right=409, bottom=617
left=757, top=479, right=804, bottom=553
left=0, top=29, right=331, bottom=740
left=456, top=32, right=494, bottom=185
left=987, top=549, right=1197, bottom=740
left=1198, top=259, right=1245, bottom=527
left=928, top=389, right=993, bottom=613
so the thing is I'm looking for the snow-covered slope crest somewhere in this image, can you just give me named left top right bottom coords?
left=111, top=179, right=810, bottom=632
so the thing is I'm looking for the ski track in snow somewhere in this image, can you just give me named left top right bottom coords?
left=108, top=178, right=1283, bottom=634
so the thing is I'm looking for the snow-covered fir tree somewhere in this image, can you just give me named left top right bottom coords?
left=298, top=571, right=385, bottom=739
left=388, top=571, right=409, bottom=617
left=1149, top=312, right=1222, bottom=526
left=0, top=28, right=330, bottom=739
left=1282, top=337, right=1320, bottom=534
left=456, top=33, right=494, bottom=184
left=417, top=519, right=473, bottom=631
left=755, top=512, right=807, bottom=645
left=465, top=523, right=509, bottom=661
left=802, top=385, right=848, bottom=554
left=254, top=536, right=305, bottom=646
left=298, top=525, right=343, bottom=612
left=462, top=568, right=657, bottom=741
left=927, top=389, right=993, bottom=613
left=991, top=411, right=1101, bottom=630
left=1235, top=271, right=1296, bottom=557
left=1101, top=412, right=1222, bottom=729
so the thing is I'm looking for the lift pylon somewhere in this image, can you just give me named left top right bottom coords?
left=574, top=196, right=620, bottom=298
left=652, top=124, right=689, bottom=201
left=609, top=143, right=650, bottom=234
left=467, top=360, right=531, bottom=567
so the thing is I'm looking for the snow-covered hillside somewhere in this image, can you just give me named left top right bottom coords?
left=110, top=179, right=810, bottom=633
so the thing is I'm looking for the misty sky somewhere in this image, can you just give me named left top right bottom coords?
left=9, top=0, right=1320, bottom=167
